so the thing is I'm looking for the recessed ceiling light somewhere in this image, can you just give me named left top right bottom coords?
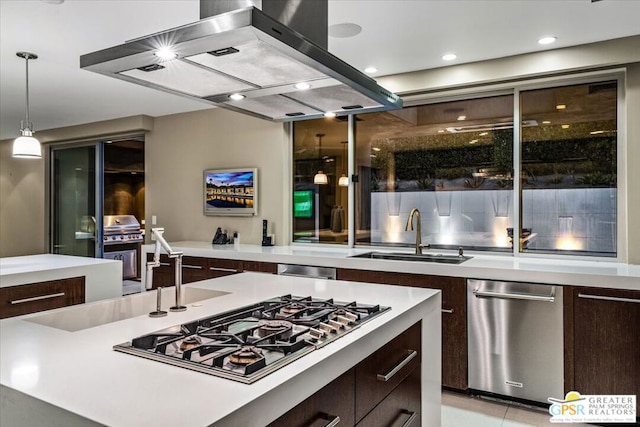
left=561, top=124, right=570, bottom=129
left=469, top=139, right=478, bottom=144
left=538, top=36, right=557, bottom=45
left=437, top=130, right=445, bottom=133
left=372, top=147, right=381, bottom=152
left=324, top=112, right=337, bottom=118
left=328, top=23, right=362, bottom=38
left=40, top=0, right=64, bottom=4
left=364, top=67, right=378, bottom=74
left=542, top=120, right=551, bottom=124
left=556, top=104, right=566, bottom=110
left=457, top=115, right=466, bottom=121
left=294, top=82, right=311, bottom=90
left=154, top=47, right=177, bottom=61
left=442, top=53, right=457, bottom=61
left=229, top=93, right=245, bottom=101
left=370, top=154, right=376, bottom=158
left=479, top=132, right=488, bottom=136
left=590, top=130, right=605, bottom=135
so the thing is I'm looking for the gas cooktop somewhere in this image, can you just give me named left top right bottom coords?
left=114, top=295, right=390, bottom=383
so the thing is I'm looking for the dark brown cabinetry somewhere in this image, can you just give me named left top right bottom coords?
left=270, top=322, right=422, bottom=427
left=267, top=369, right=355, bottom=427
left=0, top=277, right=85, bottom=319
left=565, top=286, right=640, bottom=397
left=146, top=254, right=276, bottom=289
left=337, top=268, right=466, bottom=390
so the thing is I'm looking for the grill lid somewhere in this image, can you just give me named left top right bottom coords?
left=104, top=215, right=141, bottom=234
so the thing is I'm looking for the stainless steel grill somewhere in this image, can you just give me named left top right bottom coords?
left=103, top=215, right=143, bottom=245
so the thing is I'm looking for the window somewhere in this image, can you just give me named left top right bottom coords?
left=354, top=95, right=515, bottom=250
left=520, top=81, right=617, bottom=256
left=291, top=78, right=619, bottom=258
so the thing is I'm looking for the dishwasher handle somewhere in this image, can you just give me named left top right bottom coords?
left=472, top=288, right=556, bottom=303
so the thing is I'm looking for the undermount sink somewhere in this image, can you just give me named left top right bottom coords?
left=350, top=251, right=472, bottom=264
left=26, top=286, right=229, bottom=332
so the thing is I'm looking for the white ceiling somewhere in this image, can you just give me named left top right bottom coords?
left=1, top=0, right=639, bottom=141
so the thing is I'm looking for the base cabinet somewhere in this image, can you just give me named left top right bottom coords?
left=146, top=254, right=244, bottom=288
left=568, top=286, right=640, bottom=397
left=337, top=268, right=466, bottom=390
left=0, top=277, right=85, bottom=319
left=270, top=322, right=422, bottom=427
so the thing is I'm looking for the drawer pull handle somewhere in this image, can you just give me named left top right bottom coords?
left=376, top=350, right=417, bottom=382
left=159, top=262, right=171, bottom=267
left=441, top=308, right=454, bottom=314
left=306, top=413, right=340, bottom=427
left=182, top=265, right=203, bottom=270
left=578, top=293, right=640, bottom=304
left=473, top=288, right=555, bottom=303
left=401, top=409, right=418, bottom=427
left=11, top=292, right=65, bottom=305
left=209, top=267, right=238, bottom=273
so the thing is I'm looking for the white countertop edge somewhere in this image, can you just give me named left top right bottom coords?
left=142, top=241, right=640, bottom=291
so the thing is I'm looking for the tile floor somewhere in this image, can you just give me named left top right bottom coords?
left=442, top=391, right=595, bottom=427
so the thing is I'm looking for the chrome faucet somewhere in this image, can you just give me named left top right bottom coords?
left=405, top=208, right=428, bottom=255
left=146, top=228, right=186, bottom=312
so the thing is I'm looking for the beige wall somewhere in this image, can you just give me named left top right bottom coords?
left=145, top=108, right=288, bottom=245
left=0, top=140, right=46, bottom=256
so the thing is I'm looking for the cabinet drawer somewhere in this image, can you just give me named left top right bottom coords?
left=0, top=277, right=85, bottom=319
left=268, top=368, right=355, bottom=427
left=356, top=367, right=421, bottom=427
left=355, top=321, right=421, bottom=422
left=242, top=261, right=278, bottom=274
left=182, top=256, right=209, bottom=283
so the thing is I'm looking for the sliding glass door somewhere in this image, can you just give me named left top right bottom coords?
left=50, top=143, right=103, bottom=257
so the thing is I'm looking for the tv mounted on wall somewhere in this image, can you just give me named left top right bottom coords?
left=203, top=168, right=257, bottom=216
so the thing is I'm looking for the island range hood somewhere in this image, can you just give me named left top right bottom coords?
left=80, top=0, right=402, bottom=122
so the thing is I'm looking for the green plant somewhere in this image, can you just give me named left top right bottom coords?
left=577, top=171, right=616, bottom=187
left=416, top=176, right=433, bottom=190
left=464, top=176, right=485, bottom=189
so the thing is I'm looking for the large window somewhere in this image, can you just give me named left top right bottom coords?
left=292, top=78, right=619, bottom=257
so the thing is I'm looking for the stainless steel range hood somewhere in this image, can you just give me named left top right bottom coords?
left=80, top=0, right=402, bottom=122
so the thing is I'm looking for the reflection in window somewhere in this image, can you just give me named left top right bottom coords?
left=355, top=95, right=515, bottom=251
left=520, top=81, right=617, bottom=256
left=292, top=118, right=349, bottom=244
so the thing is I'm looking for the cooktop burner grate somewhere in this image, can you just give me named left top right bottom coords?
left=114, top=294, right=390, bottom=383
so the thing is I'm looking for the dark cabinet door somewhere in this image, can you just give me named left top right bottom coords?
left=242, top=261, right=278, bottom=274
left=355, top=322, right=421, bottom=423
left=337, top=268, right=467, bottom=390
left=571, top=286, right=640, bottom=396
left=181, top=256, right=209, bottom=283
left=267, top=369, right=355, bottom=427
left=0, top=277, right=85, bottom=319
left=356, top=367, right=421, bottom=427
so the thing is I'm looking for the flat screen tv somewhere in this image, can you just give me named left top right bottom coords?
left=204, top=168, right=257, bottom=216
left=293, top=190, right=313, bottom=218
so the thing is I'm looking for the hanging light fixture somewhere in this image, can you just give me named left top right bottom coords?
left=13, top=52, right=42, bottom=159
left=338, top=141, right=349, bottom=187
left=313, top=133, right=328, bottom=185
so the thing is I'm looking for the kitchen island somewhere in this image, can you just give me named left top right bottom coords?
left=0, top=272, right=441, bottom=426
left=0, top=254, right=122, bottom=302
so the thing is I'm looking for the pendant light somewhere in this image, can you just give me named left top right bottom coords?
left=313, top=133, right=328, bottom=185
left=338, top=141, right=349, bottom=187
left=13, top=52, right=42, bottom=159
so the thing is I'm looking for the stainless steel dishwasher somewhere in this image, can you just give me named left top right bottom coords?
left=467, top=279, right=564, bottom=404
left=277, top=264, right=336, bottom=280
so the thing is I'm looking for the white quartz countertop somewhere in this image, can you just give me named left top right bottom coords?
left=0, top=273, right=439, bottom=427
left=143, top=241, right=640, bottom=291
left=0, top=254, right=119, bottom=287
